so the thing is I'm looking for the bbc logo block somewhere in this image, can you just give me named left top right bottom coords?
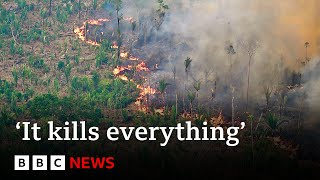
left=14, top=155, right=65, bottom=170
left=50, top=155, right=65, bottom=170
left=14, top=155, right=30, bottom=170
left=32, top=155, right=47, bottom=170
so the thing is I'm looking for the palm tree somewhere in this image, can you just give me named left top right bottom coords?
left=158, top=79, right=170, bottom=108
left=184, top=57, right=192, bottom=81
left=183, top=57, right=192, bottom=112
left=265, top=113, right=288, bottom=135
left=155, top=0, right=169, bottom=30
left=226, top=44, right=236, bottom=83
left=193, top=80, right=201, bottom=96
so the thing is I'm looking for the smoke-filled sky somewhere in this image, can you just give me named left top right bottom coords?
left=126, top=0, right=320, bottom=56
left=123, top=0, right=319, bottom=106
left=119, top=0, right=320, bottom=129
left=166, top=0, right=319, bottom=60
left=122, top=0, right=320, bottom=82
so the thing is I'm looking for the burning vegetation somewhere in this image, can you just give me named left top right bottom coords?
left=0, top=0, right=319, bottom=177
left=68, top=1, right=320, bottom=145
left=70, top=0, right=320, bottom=166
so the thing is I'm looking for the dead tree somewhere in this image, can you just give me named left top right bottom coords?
left=305, top=42, right=310, bottom=62
left=226, top=44, right=236, bottom=84
left=115, top=0, right=122, bottom=66
left=238, top=37, right=260, bottom=111
left=203, top=66, right=213, bottom=87
left=171, top=64, right=176, bottom=85
left=263, top=84, right=273, bottom=107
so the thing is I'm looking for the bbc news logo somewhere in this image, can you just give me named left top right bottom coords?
left=14, top=155, right=115, bottom=170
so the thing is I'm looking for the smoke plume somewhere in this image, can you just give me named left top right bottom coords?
left=120, top=0, right=319, bottom=118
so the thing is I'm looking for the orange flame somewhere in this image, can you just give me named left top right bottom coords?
left=113, top=62, right=158, bottom=113
left=136, top=62, right=149, bottom=71
left=113, top=66, right=129, bottom=76
left=74, top=18, right=110, bottom=46
left=118, top=75, right=129, bottom=81
left=137, top=85, right=157, bottom=96
left=87, top=18, right=109, bottom=25
left=120, top=52, right=129, bottom=58
left=111, top=45, right=119, bottom=49
left=75, top=17, right=158, bottom=113
left=74, top=17, right=141, bottom=61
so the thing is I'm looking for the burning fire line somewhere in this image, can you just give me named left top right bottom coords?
left=74, top=18, right=158, bottom=113
left=113, top=62, right=159, bottom=113
left=74, top=18, right=139, bottom=61
left=113, top=62, right=158, bottom=110
left=74, top=18, right=110, bottom=46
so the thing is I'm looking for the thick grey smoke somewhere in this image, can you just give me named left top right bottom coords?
left=121, top=0, right=319, bottom=115
left=302, top=58, right=320, bottom=130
